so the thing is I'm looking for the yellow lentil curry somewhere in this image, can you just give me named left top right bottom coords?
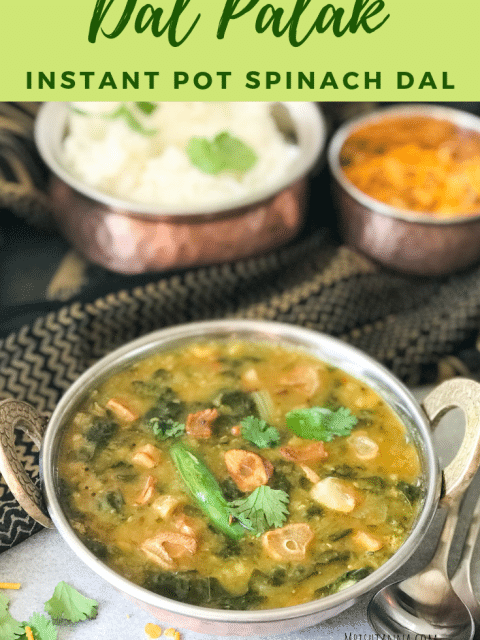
left=58, top=340, right=422, bottom=610
left=341, top=115, right=480, bottom=216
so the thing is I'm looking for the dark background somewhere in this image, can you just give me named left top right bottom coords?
left=2, top=101, right=479, bottom=341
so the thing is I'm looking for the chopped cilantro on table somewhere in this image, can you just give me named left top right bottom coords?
left=17, top=613, right=58, bottom=640
left=0, top=593, right=24, bottom=638
left=0, top=582, right=98, bottom=640
left=286, top=406, right=358, bottom=441
left=230, top=485, right=289, bottom=536
left=44, top=581, right=98, bottom=623
left=240, top=416, right=281, bottom=449
left=186, top=131, right=257, bottom=175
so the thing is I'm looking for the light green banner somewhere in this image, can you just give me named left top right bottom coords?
left=1, top=0, right=478, bottom=100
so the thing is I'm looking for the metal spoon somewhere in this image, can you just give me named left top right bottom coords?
left=451, top=492, right=480, bottom=628
left=367, top=379, right=480, bottom=640
left=367, top=498, right=474, bottom=639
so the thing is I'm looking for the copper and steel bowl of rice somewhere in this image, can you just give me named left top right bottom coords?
left=35, top=102, right=326, bottom=275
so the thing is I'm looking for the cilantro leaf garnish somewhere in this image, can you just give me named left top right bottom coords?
left=230, top=485, right=289, bottom=536
left=186, top=131, right=257, bottom=175
left=71, top=102, right=157, bottom=136
left=286, top=406, right=358, bottom=441
left=109, top=105, right=157, bottom=136
left=148, top=417, right=185, bottom=440
left=0, top=594, right=23, bottom=638
left=18, top=613, right=58, bottom=640
left=241, top=416, right=280, bottom=449
left=135, top=101, right=157, bottom=115
left=44, top=582, right=98, bottom=623
left=70, top=105, right=89, bottom=116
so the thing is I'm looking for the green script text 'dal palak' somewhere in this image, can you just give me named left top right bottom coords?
left=88, top=0, right=390, bottom=47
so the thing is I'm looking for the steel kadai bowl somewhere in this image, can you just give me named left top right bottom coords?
left=2, top=320, right=480, bottom=636
left=34, top=102, right=326, bottom=275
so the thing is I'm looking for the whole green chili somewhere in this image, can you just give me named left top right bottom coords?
left=170, top=442, right=245, bottom=540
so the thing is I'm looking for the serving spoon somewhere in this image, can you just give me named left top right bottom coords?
left=367, top=499, right=474, bottom=639
left=451, top=491, right=480, bottom=629
left=367, top=380, right=480, bottom=640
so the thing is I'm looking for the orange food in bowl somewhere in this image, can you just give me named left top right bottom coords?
left=340, top=115, right=480, bottom=217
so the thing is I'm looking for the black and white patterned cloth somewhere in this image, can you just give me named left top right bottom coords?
left=2, top=102, right=480, bottom=553
left=0, top=430, right=42, bottom=550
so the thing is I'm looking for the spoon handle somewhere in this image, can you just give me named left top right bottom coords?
left=423, top=379, right=480, bottom=505
left=454, top=493, right=480, bottom=571
left=429, top=499, right=461, bottom=573
left=450, top=492, right=480, bottom=624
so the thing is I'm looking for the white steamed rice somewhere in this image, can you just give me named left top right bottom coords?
left=62, top=102, right=300, bottom=209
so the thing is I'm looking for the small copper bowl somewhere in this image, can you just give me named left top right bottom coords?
left=328, top=105, right=480, bottom=276
left=35, top=103, right=326, bottom=275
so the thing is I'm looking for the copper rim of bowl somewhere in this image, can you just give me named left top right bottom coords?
left=328, top=104, right=480, bottom=226
left=35, top=102, right=326, bottom=221
left=41, top=319, right=440, bottom=626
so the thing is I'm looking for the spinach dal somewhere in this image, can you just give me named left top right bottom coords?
left=58, top=339, right=422, bottom=610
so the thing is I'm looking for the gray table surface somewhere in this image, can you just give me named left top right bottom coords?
left=3, top=387, right=480, bottom=640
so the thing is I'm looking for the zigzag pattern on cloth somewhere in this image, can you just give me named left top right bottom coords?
left=0, top=430, right=42, bottom=549
left=3, top=232, right=480, bottom=552
left=0, top=492, right=43, bottom=549
left=2, top=102, right=480, bottom=553
left=0, top=234, right=322, bottom=551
